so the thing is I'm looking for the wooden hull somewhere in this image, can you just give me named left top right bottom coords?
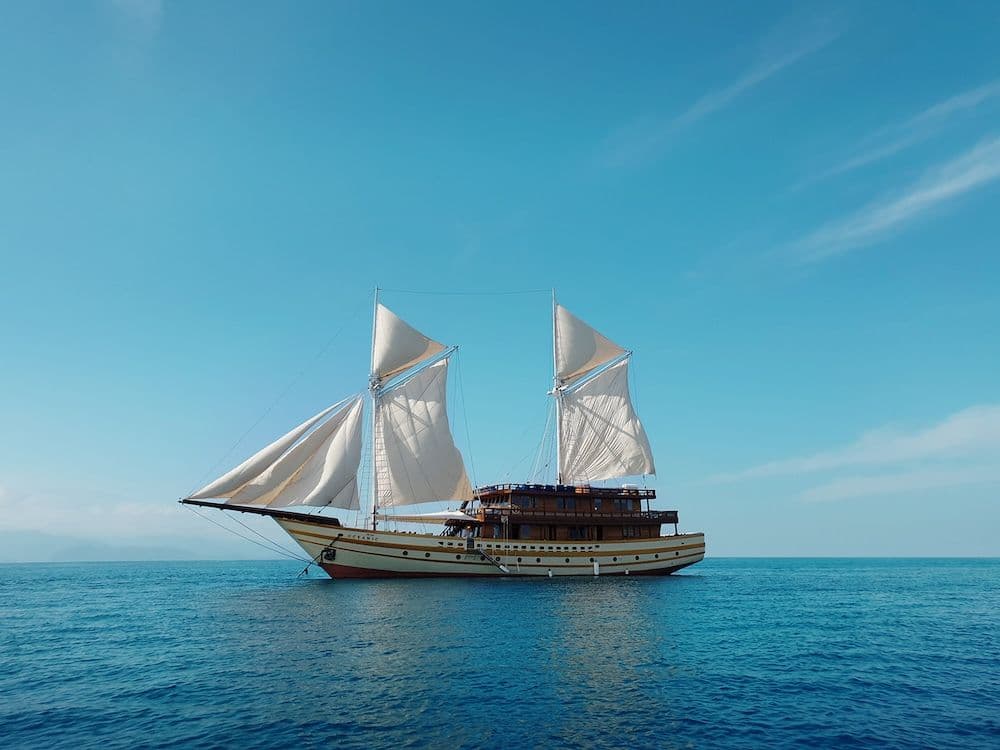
left=276, top=517, right=705, bottom=579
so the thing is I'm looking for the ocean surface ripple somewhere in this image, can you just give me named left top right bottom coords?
left=2, top=558, right=998, bottom=749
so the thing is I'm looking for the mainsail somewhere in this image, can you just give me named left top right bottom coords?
left=374, top=358, right=473, bottom=507
left=188, top=395, right=364, bottom=509
left=559, top=359, right=655, bottom=482
left=552, top=304, right=655, bottom=483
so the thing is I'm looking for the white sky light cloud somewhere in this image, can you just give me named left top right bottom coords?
left=712, top=403, right=1000, bottom=482
left=598, top=22, right=840, bottom=169
left=800, top=466, right=1000, bottom=503
left=709, top=404, right=1000, bottom=502
left=807, top=79, right=1000, bottom=184
left=788, top=135, right=1000, bottom=263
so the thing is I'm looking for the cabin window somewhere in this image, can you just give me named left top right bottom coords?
left=513, top=495, right=536, bottom=509
left=593, top=499, right=603, bottom=511
left=568, top=526, right=589, bottom=541
left=488, top=524, right=501, bottom=538
left=557, top=497, right=574, bottom=511
left=518, top=525, right=534, bottom=540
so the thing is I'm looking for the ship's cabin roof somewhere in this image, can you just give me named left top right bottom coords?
left=475, top=482, right=655, bottom=501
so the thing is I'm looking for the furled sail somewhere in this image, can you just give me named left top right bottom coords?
left=554, top=304, right=627, bottom=384
left=188, top=395, right=365, bottom=509
left=558, top=359, right=655, bottom=482
left=374, top=358, right=473, bottom=507
left=372, top=304, right=446, bottom=381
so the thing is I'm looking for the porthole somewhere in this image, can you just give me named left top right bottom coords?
left=589, top=557, right=595, bottom=563
left=517, top=557, right=523, bottom=563
left=675, top=551, right=679, bottom=556
left=536, top=558, right=541, bottom=563
left=424, top=552, right=431, bottom=558
left=635, top=555, right=640, bottom=561
left=564, top=558, right=570, bottom=563
left=402, top=550, right=408, bottom=556
left=455, top=555, right=461, bottom=560
left=655, top=554, right=660, bottom=559
left=613, top=557, right=618, bottom=562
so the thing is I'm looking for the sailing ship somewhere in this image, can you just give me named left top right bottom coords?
left=180, top=293, right=706, bottom=577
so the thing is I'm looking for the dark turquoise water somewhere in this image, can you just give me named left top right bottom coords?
left=2, top=559, right=997, bottom=749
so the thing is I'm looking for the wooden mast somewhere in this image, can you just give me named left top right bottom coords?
left=370, top=285, right=380, bottom=531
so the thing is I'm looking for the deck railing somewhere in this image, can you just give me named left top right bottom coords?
left=480, top=506, right=678, bottom=524
left=476, top=482, right=656, bottom=499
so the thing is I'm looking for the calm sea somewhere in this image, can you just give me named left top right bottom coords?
left=1, top=558, right=997, bottom=749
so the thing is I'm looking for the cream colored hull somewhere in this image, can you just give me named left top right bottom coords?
left=276, top=517, right=706, bottom=578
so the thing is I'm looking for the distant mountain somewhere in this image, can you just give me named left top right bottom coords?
left=0, top=530, right=281, bottom=562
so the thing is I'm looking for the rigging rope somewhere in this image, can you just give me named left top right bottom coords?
left=182, top=505, right=311, bottom=564
left=454, top=351, right=480, bottom=494
left=187, top=301, right=366, bottom=497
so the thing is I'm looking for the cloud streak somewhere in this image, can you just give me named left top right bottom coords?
left=787, top=135, right=1000, bottom=263
left=711, top=404, right=1000, bottom=482
left=598, top=24, right=840, bottom=169
left=808, top=79, right=1000, bottom=184
left=800, top=466, right=1000, bottom=503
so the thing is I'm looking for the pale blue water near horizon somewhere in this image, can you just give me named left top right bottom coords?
left=2, top=558, right=997, bottom=749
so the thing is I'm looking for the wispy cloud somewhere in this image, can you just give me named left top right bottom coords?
left=787, top=135, right=1000, bottom=263
left=800, top=466, right=1000, bottom=503
left=806, top=79, right=1000, bottom=184
left=597, top=23, right=840, bottom=169
left=711, top=404, right=1000, bottom=483
left=105, top=0, right=163, bottom=70
left=109, top=0, right=163, bottom=34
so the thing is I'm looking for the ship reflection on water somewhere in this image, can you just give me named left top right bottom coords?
left=210, top=571, right=706, bottom=747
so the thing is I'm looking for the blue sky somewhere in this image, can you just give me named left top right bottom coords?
left=1, top=1, right=998, bottom=559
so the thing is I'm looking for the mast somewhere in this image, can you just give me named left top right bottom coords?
left=552, top=289, right=562, bottom=485
left=370, top=285, right=380, bottom=531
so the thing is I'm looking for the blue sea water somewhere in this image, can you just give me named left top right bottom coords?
left=1, top=558, right=998, bottom=749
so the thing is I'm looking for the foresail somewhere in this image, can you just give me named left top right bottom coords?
left=230, top=395, right=364, bottom=509
left=374, top=358, right=473, bottom=507
left=372, top=304, right=447, bottom=381
left=559, top=359, right=655, bottom=482
left=188, top=402, right=341, bottom=500
left=554, top=305, right=627, bottom=384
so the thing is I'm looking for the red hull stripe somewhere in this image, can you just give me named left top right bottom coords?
left=319, top=559, right=700, bottom=579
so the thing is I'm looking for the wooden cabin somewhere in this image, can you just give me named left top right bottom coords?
left=445, top=483, right=679, bottom=542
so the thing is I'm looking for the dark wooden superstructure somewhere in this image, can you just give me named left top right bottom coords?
left=446, top=483, right=679, bottom=542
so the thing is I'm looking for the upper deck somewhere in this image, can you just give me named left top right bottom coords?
left=471, top=483, right=677, bottom=541
left=476, top=483, right=656, bottom=501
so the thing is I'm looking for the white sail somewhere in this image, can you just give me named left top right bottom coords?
left=229, top=395, right=364, bottom=509
left=188, top=402, right=342, bottom=500
left=372, top=304, right=447, bottom=381
left=559, top=359, right=655, bottom=482
left=554, top=304, right=627, bottom=384
left=374, top=358, right=473, bottom=507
